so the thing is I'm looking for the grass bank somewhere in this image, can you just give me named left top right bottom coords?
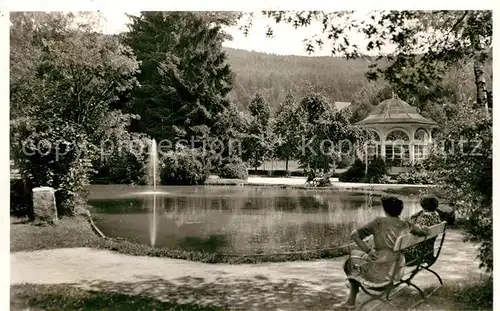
left=11, top=284, right=224, bottom=311
left=10, top=216, right=352, bottom=264
left=395, top=276, right=493, bottom=311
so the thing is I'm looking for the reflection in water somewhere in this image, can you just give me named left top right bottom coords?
left=88, top=186, right=419, bottom=255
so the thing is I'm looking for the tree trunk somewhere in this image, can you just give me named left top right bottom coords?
left=473, top=54, right=489, bottom=109
left=285, top=158, right=289, bottom=171
left=254, top=152, right=258, bottom=171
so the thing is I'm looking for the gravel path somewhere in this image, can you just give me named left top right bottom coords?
left=11, top=230, right=484, bottom=310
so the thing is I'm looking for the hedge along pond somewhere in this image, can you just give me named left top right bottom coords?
left=87, top=185, right=421, bottom=256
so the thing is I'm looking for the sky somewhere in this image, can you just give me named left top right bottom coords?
left=99, top=11, right=367, bottom=56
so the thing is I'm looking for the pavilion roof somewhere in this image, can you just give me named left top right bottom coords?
left=354, top=97, right=438, bottom=126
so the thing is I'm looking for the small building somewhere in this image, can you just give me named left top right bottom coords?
left=354, top=97, right=438, bottom=171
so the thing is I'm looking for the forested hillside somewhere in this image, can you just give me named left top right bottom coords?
left=225, top=47, right=370, bottom=111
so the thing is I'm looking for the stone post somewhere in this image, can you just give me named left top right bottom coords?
left=32, top=187, right=58, bottom=223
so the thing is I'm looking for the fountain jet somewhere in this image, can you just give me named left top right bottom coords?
left=149, top=139, right=158, bottom=247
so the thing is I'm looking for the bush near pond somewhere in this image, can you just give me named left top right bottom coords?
left=160, top=148, right=209, bottom=185
left=10, top=179, right=31, bottom=218
left=365, top=156, right=388, bottom=183
left=218, top=159, right=248, bottom=179
left=396, top=169, right=434, bottom=185
left=93, top=149, right=149, bottom=185
left=339, top=159, right=365, bottom=182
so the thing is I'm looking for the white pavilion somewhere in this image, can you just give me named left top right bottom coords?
left=354, top=97, right=438, bottom=171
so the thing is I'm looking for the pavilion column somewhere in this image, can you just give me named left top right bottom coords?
left=380, top=127, right=387, bottom=160
left=410, top=139, right=415, bottom=165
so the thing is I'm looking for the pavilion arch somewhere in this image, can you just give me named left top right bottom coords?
left=385, top=129, right=411, bottom=165
left=368, top=130, right=382, bottom=142
left=385, top=129, right=411, bottom=142
left=414, top=128, right=430, bottom=142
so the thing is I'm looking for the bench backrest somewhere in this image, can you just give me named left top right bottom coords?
left=393, top=221, right=447, bottom=252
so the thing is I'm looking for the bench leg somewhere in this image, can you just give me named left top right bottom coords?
left=405, top=281, right=427, bottom=300
left=423, top=267, right=444, bottom=285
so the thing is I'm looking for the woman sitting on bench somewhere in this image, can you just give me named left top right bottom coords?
left=334, top=196, right=430, bottom=311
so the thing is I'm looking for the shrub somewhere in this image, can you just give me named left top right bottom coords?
left=337, top=155, right=354, bottom=169
left=365, top=157, right=387, bottom=183
left=270, top=170, right=291, bottom=177
left=93, top=147, right=149, bottom=185
left=10, top=178, right=31, bottom=218
left=396, top=169, right=434, bottom=185
left=160, top=148, right=209, bottom=185
left=339, top=159, right=366, bottom=182
left=247, top=170, right=268, bottom=176
left=289, top=170, right=306, bottom=177
left=218, top=159, right=248, bottom=179
left=378, top=174, right=393, bottom=184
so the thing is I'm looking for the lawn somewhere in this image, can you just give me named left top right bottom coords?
left=11, top=284, right=224, bottom=311
left=394, top=276, right=493, bottom=311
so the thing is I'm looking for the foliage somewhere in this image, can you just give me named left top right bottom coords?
left=10, top=12, right=140, bottom=216
left=336, top=154, right=354, bottom=169
left=159, top=147, right=209, bottom=185
left=273, top=93, right=306, bottom=170
left=92, top=112, right=151, bottom=185
left=365, top=157, right=388, bottom=183
left=339, top=159, right=366, bottom=182
left=349, top=81, right=393, bottom=123
left=426, top=102, right=492, bottom=271
left=296, top=93, right=369, bottom=172
left=211, top=101, right=248, bottom=156
left=242, top=93, right=274, bottom=170
left=378, top=174, right=393, bottom=184
left=10, top=179, right=30, bottom=217
left=396, top=168, right=434, bottom=185
left=260, top=11, right=492, bottom=108
left=446, top=276, right=493, bottom=310
left=123, top=12, right=235, bottom=143
left=217, top=158, right=248, bottom=179
left=225, top=47, right=370, bottom=111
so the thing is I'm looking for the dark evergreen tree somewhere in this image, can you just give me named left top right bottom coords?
left=123, top=11, right=234, bottom=143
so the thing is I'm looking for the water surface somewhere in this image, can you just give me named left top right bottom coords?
left=88, top=185, right=420, bottom=254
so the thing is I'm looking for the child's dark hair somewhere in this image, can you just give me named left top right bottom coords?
left=420, top=194, right=439, bottom=212
left=381, top=195, right=404, bottom=217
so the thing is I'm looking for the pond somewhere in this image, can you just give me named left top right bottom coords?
left=88, top=185, right=420, bottom=255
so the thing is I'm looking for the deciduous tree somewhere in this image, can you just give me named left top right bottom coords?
left=10, top=12, right=141, bottom=215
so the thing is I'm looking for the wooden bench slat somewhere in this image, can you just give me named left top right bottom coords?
left=393, top=221, right=446, bottom=252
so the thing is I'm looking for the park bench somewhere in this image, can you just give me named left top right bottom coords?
left=348, top=221, right=447, bottom=311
